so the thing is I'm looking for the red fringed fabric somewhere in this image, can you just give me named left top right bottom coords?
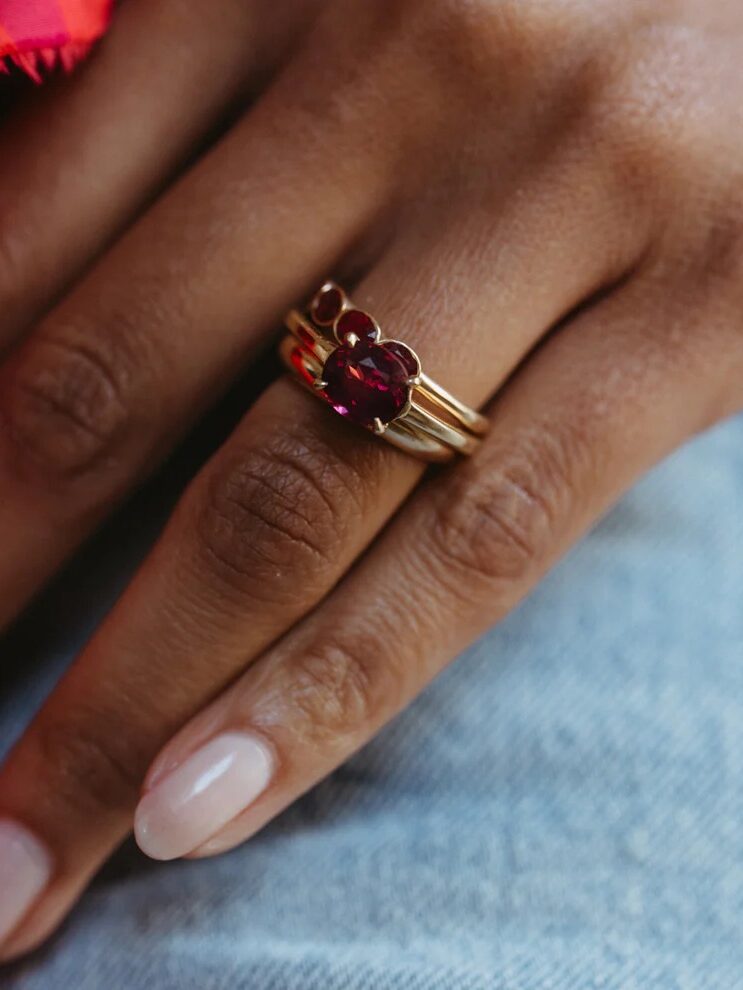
left=0, top=0, right=112, bottom=81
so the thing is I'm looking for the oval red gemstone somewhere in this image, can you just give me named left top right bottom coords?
left=335, top=309, right=378, bottom=344
left=311, top=286, right=344, bottom=325
left=322, top=342, right=410, bottom=429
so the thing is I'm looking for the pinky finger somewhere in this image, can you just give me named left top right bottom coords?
left=133, top=269, right=742, bottom=862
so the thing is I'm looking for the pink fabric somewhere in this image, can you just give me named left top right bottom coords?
left=0, top=0, right=112, bottom=81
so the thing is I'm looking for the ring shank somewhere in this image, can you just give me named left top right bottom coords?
left=416, top=373, right=489, bottom=436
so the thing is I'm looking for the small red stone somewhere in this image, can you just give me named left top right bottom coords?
left=312, top=286, right=344, bottom=325
left=335, top=309, right=379, bottom=344
left=382, top=341, right=420, bottom=378
left=322, top=341, right=410, bottom=429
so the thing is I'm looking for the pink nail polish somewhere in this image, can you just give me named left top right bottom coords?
left=0, top=819, right=52, bottom=945
left=134, top=732, right=274, bottom=861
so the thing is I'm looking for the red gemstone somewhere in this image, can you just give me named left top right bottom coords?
left=322, top=342, right=410, bottom=428
left=312, top=286, right=344, bottom=325
left=335, top=309, right=378, bottom=344
left=382, top=340, right=420, bottom=377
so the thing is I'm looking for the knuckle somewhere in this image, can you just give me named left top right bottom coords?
left=282, top=633, right=396, bottom=741
left=429, top=426, right=580, bottom=593
left=195, top=430, right=359, bottom=600
left=394, top=0, right=585, bottom=106
left=33, top=708, right=146, bottom=815
left=430, top=472, right=549, bottom=589
left=0, top=328, right=133, bottom=479
left=586, top=24, right=715, bottom=193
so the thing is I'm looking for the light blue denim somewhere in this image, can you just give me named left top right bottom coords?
left=1, top=414, right=743, bottom=990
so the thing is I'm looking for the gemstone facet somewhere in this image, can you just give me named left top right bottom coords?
left=321, top=341, right=410, bottom=429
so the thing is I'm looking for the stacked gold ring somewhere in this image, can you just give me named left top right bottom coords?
left=280, top=281, right=489, bottom=462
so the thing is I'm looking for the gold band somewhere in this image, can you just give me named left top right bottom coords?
left=281, top=282, right=488, bottom=462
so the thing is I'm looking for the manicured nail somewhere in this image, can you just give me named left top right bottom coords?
left=134, top=732, right=274, bottom=861
left=0, top=819, right=52, bottom=945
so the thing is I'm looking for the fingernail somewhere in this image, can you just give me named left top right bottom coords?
left=0, top=819, right=52, bottom=945
left=134, top=732, right=274, bottom=861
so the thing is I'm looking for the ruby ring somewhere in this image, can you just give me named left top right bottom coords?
left=280, top=281, right=489, bottom=462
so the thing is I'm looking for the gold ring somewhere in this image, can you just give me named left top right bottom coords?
left=280, top=282, right=488, bottom=463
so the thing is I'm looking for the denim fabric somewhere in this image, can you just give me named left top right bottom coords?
left=1, top=414, right=743, bottom=990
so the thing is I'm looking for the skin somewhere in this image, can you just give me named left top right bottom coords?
left=1, top=0, right=743, bottom=960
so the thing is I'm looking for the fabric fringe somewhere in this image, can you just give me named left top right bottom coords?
left=0, top=41, right=93, bottom=83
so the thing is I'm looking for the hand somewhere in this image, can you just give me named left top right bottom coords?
left=1, top=0, right=742, bottom=959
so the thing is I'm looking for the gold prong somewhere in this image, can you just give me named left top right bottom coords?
left=408, top=375, right=422, bottom=387
left=346, top=332, right=360, bottom=347
left=313, top=379, right=329, bottom=390
left=373, top=418, right=386, bottom=435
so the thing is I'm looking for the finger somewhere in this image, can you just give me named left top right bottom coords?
left=134, top=263, right=742, bottom=868
left=0, top=27, right=415, bottom=627
left=0, top=0, right=315, bottom=346
left=0, top=145, right=653, bottom=958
